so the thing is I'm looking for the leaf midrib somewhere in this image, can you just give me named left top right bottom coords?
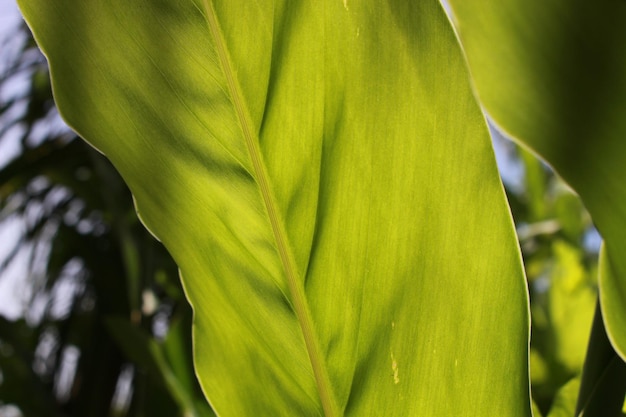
left=200, top=1, right=338, bottom=415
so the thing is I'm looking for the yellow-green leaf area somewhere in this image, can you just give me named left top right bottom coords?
left=18, top=0, right=531, bottom=415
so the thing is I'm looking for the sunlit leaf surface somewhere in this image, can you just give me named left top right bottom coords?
left=18, top=0, right=531, bottom=415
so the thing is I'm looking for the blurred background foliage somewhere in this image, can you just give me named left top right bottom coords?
left=0, top=6, right=601, bottom=417
left=0, top=8, right=214, bottom=417
left=492, top=131, right=600, bottom=415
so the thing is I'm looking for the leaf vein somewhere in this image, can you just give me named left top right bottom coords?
left=200, top=2, right=339, bottom=416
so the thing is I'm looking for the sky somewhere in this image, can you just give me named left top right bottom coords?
left=0, top=0, right=27, bottom=168
left=0, top=0, right=32, bottom=319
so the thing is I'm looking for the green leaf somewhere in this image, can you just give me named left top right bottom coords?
left=533, top=400, right=544, bottom=417
left=163, top=311, right=217, bottom=417
left=548, top=241, right=595, bottom=373
left=18, top=1, right=531, bottom=415
left=446, top=0, right=626, bottom=358
left=546, top=378, right=579, bottom=417
left=575, top=262, right=626, bottom=417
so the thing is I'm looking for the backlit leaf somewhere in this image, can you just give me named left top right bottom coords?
left=18, top=1, right=531, bottom=415
left=447, top=0, right=626, bottom=358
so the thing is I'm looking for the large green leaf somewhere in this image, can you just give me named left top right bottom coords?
left=446, top=0, right=626, bottom=358
left=18, top=0, right=531, bottom=415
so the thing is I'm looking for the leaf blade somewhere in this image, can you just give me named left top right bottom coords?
left=18, top=1, right=532, bottom=415
left=447, top=0, right=626, bottom=359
